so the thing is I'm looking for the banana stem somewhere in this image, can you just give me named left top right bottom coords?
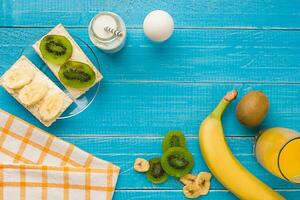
left=212, top=90, right=238, bottom=119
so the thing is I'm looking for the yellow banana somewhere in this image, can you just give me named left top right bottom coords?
left=199, top=90, right=285, bottom=200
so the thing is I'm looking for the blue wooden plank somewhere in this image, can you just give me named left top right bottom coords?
left=113, top=190, right=300, bottom=200
left=1, top=0, right=300, bottom=28
left=59, top=136, right=300, bottom=191
left=0, top=28, right=300, bottom=83
left=114, top=190, right=237, bottom=200
left=1, top=83, right=299, bottom=137
left=1, top=1, right=300, bottom=199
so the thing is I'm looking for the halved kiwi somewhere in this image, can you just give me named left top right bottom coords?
left=58, top=60, right=96, bottom=89
left=40, top=35, right=73, bottom=65
left=162, top=130, right=186, bottom=152
left=161, top=147, right=194, bottom=178
left=145, top=158, right=168, bottom=184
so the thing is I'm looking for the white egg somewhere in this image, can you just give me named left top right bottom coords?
left=143, top=10, right=174, bottom=42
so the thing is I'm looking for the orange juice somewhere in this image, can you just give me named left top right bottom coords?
left=255, top=128, right=300, bottom=183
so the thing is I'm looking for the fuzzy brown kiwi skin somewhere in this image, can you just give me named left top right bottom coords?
left=236, top=91, right=269, bottom=128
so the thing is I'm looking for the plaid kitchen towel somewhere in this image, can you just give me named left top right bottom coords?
left=0, top=109, right=120, bottom=200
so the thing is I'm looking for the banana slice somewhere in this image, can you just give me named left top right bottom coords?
left=134, top=158, right=150, bottom=172
left=3, top=67, right=34, bottom=89
left=39, top=93, right=64, bottom=122
left=19, top=81, right=48, bottom=106
left=183, top=184, right=202, bottom=199
left=182, top=172, right=212, bottom=198
left=180, top=174, right=197, bottom=186
left=196, top=172, right=212, bottom=195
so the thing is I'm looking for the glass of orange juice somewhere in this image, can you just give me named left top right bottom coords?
left=255, top=128, right=300, bottom=183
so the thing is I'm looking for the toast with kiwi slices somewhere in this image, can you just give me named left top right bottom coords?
left=0, top=56, right=73, bottom=127
left=33, top=24, right=103, bottom=99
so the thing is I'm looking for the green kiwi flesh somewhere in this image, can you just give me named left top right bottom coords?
left=145, top=158, right=168, bottom=184
left=58, top=60, right=96, bottom=89
left=162, top=130, right=186, bottom=152
left=39, top=35, right=73, bottom=65
left=161, top=147, right=194, bottom=178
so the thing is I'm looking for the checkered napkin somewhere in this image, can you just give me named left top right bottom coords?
left=0, top=109, right=120, bottom=200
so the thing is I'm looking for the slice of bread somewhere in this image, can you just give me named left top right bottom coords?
left=0, top=56, right=73, bottom=127
left=33, top=24, right=103, bottom=99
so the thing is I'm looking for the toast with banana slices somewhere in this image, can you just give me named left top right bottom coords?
left=0, top=56, right=73, bottom=127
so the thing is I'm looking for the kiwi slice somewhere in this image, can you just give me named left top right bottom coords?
left=145, top=158, right=168, bottom=184
left=162, top=130, right=186, bottom=152
left=58, top=60, right=96, bottom=89
left=161, top=147, right=194, bottom=178
left=40, top=35, right=73, bottom=65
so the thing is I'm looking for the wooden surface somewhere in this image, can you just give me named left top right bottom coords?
left=1, top=0, right=300, bottom=199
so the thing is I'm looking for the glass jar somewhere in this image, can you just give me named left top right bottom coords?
left=88, top=11, right=126, bottom=53
left=255, top=127, right=300, bottom=183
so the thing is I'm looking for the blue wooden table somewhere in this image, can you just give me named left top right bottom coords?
left=1, top=1, right=300, bottom=199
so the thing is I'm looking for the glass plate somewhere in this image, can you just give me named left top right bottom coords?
left=21, top=36, right=101, bottom=119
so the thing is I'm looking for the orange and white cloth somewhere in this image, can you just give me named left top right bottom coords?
left=0, top=109, right=120, bottom=200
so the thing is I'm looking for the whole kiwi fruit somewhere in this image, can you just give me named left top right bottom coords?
left=236, top=91, right=269, bottom=128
